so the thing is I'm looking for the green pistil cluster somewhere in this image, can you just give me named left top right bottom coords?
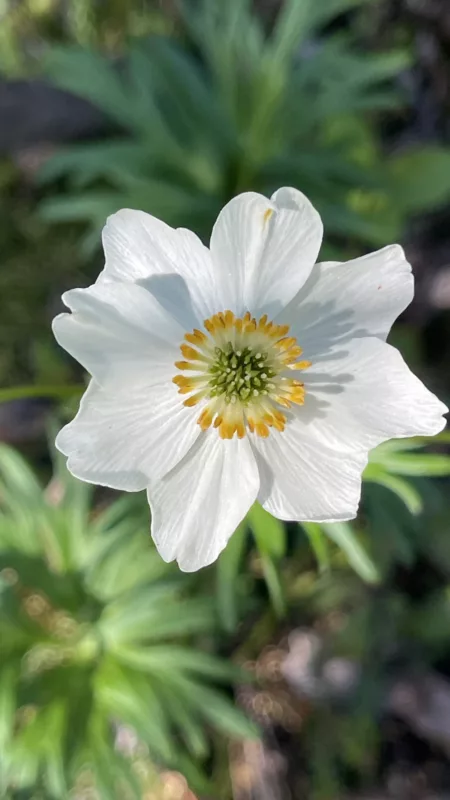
left=208, top=343, right=276, bottom=404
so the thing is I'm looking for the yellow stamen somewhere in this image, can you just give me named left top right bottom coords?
left=185, top=330, right=208, bottom=346
left=270, top=325, right=289, bottom=339
left=275, top=336, right=297, bottom=351
left=258, top=314, right=268, bottom=330
left=180, top=344, right=205, bottom=361
left=172, top=376, right=191, bottom=387
left=219, top=421, right=234, bottom=439
left=183, top=393, right=204, bottom=407
left=224, top=309, right=235, bottom=327
left=272, top=415, right=285, bottom=432
left=291, top=360, right=312, bottom=370
left=198, top=407, right=214, bottom=430
left=236, top=421, right=246, bottom=439
left=255, top=422, right=270, bottom=438
left=283, top=346, right=303, bottom=360
left=174, top=360, right=201, bottom=371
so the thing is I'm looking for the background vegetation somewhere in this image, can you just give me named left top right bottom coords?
left=0, top=1, right=449, bottom=797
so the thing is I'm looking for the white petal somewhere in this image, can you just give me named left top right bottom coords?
left=148, top=433, right=259, bottom=571
left=304, top=336, right=448, bottom=450
left=52, top=281, right=183, bottom=387
left=253, top=335, right=447, bottom=523
left=100, top=209, right=218, bottom=324
left=283, top=245, right=414, bottom=359
left=253, top=417, right=368, bottom=522
left=209, top=187, right=323, bottom=318
left=56, top=379, right=201, bottom=490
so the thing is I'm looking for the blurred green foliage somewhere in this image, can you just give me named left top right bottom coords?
left=35, top=0, right=450, bottom=256
left=0, top=443, right=257, bottom=798
left=0, top=0, right=174, bottom=74
left=0, top=435, right=449, bottom=797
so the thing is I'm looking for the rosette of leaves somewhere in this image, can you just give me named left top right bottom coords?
left=0, top=445, right=255, bottom=799
left=37, top=0, right=450, bottom=258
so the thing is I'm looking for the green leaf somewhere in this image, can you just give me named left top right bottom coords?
left=44, top=46, right=138, bottom=130
left=301, top=522, right=330, bottom=572
left=375, top=453, right=450, bottom=477
left=0, top=384, right=82, bottom=404
left=369, top=438, right=425, bottom=458
left=41, top=702, right=68, bottom=798
left=88, top=712, right=142, bottom=800
left=153, top=679, right=209, bottom=758
left=39, top=192, right=120, bottom=224
left=269, top=0, right=315, bottom=64
left=389, top=146, right=450, bottom=212
left=248, top=504, right=286, bottom=617
left=100, top=590, right=215, bottom=645
left=191, top=683, right=259, bottom=740
left=321, top=522, right=380, bottom=584
left=0, top=667, right=16, bottom=792
left=248, top=503, right=286, bottom=558
left=112, top=645, right=248, bottom=684
left=164, top=673, right=258, bottom=741
left=363, top=466, right=423, bottom=515
left=37, top=140, right=149, bottom=186
left=0, top=445, right=44, bottom=509
left=259, top=553, right=286, bottom=619
left=216, top=521, right=247, bottom=633
left=363, top=464, right=423, bottom=515
left=96, top=661, right=176, bottom=762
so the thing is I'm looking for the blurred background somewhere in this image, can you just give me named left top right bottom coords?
left=0, top=0, right=450, bottom=798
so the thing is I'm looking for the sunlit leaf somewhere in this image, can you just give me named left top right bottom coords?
left=321, top=522, right=380, bottom=584
left=363, top=465, right=423, bottom=515
left=216, top=521, right=247, bottom=633
left=301, top=522, right=330, bottom=572
left=248, top=503, right=286, bottom=559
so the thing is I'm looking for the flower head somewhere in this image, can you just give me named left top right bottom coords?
left=53, top=188, right=448, bottom=571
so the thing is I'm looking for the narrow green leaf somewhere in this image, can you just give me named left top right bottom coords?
left=152, top=679, right=209, bottom=758
left=96, top=662, right=176, bottom=762
left=378, top=453, right=450, bottom=477
left=216, top=521, right=247, bottom=633
left=364, top=466, right=423, bottom=515
left=192, top=683, right=259, bottom=740
left=0, top=445, right=44, bottom=509
left=269, top=0, right=315, bottom=63
left=0, top=384, right=83, bottom=403
left=0, top=667, right=16, bottom=792
left=301, top=522, right=330, bottom=572
left=113, top=645, right=248, bottom=683
left=260, top=553, right=286, bottom=619
left=248, top=503, right=286, bottom=558
left=42, top=702, right=68, bottom=798
left=322, top=522, right=379, bottom=584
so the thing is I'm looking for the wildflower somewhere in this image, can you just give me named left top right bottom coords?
left=53, top=188, right=448, bottom=570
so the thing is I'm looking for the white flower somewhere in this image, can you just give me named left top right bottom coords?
left=53, top=188, right=448, bottom=571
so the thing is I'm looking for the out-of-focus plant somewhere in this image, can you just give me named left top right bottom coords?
left=0, top=0, right=174, bottom=75
left=0, top=444, right=256, bottom=799
left=36, top=0, right=450, bottom=257
left=217, top=434, right=450, bottom=632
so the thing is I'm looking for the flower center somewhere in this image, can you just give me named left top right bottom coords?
left=173, top=310, right=311, bottom=439
left=208, top=344, right=276, bottom=402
